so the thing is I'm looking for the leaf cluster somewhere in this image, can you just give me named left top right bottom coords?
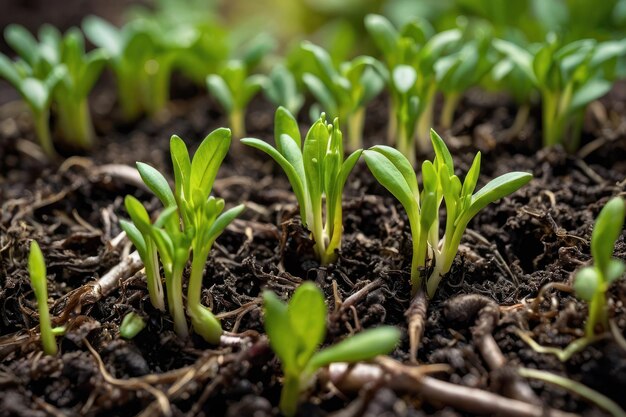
left=242, top=107, right=361, bottom=265
left=263, top=282, right=399, bottom=416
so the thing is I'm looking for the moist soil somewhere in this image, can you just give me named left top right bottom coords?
left=0, top=77, right=625, bottom=417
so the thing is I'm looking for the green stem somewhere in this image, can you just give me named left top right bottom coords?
left=57, top=97, right=95, bottom=149
left=542, top=90, right=562, bottom=147
left=415, top=86, right=435, bottom=153
left=279, top=374, right=301, bottom=417
left=347, top=107, right=365, bottom=151
left=32, top=109, right=56, bottom=159
left=503, top=103, right=530, bottom=139
left=37, top=288, right=57, bottom=356
left=166, top=265, right=188, bottom=339
left=586, top=290, right=607, bottom=338
left=397, top=115, right=415, bottom=166
left=188, top=248, right=208, bottom=313
left=409, top=211, right=423, bottom=295
left=312, top=204, right=330, bottom=265
left=229, top=109, right=245, bottom=139
left=145, top=241, right=165, bottom=311
left=387, top=98, right=398, bottom=145
left=118, top=71, right=143, bottom=121
left=143, top=60, right=171, bottom=116
left=440, top=92, right=460, bottom=130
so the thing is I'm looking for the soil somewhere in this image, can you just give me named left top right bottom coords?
left=1, top=35, right=626, bottom=417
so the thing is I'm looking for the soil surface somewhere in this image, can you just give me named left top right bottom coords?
left=1, top=72, right=626, bottom=417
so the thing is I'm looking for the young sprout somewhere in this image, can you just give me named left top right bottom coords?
left=364, top=130, right=532, bottom=298
left=241, top=107, right=361, bottom=265
left=0, top=26, right=66, bottom=158
left=123, top=128, right=245, bottom=343
left=495, top=35, right=626, bottom=150
left=28, top=241, right=57, bottom=355
left=365, top=14, right=462, bottom=154
left=574, top=197, right=625, bottom=338
left=299, top=41, right=387, bottom=150
left=264, top=63, right=304, bottom=117
left=264, top=282, right=400, bottom=417
left=120, top=311, right=147, bottom=339
left=206, top=60, right=266, bottom=138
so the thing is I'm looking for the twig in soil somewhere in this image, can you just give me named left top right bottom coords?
left=84, top=339, right=172, bottom=416
left=444, top=294, right=539, bottom=404
left=514, top=328, right=607, bottom=361
left=323, top=358, right=577, bottom=417
left=518, top=367, right=626, bottom=417
left=406, top=287, right=428, bottom=363
left=524, top=282, right=573, bottom=320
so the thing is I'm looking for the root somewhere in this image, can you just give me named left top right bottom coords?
left=406, top=287, right=428, bottom=363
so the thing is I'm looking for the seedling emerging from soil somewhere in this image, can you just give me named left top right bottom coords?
left=574, top=197, right=625, bottom=338
left=28, top=241, right=57, bottom=355
left=0, top=26, right=66, bottom=157
left=495, top=36, right=626, bottom=150
left=299, top=41, right=387, bottom=150
left=120, top=312, right=147, bottom=339
left=264, top=64, right=304, bottom=116
left=206, top=60, right=266, bottom=138
left=365, top=14, right=462, bottom=153
left=242, top=107, right=362, bottom=265
left=364, top=130, right=532, bottom=298
left=123, top=129, right=244, bottom=343
left=263, top=282, right=400, bottom=417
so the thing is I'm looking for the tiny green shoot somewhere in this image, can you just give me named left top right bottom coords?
left=28, top=241, right=57, bottom=355
left=264, top=63, right=304, bottom=117
left=263, top=282, right=400, bottom=417
left=363, top=130, right=532, bottom=298
left=574, top=197, right=625, bottom=338
left=206, top=60, right=266, bottom=138
left=120, top=311, right=147, bottom=339
left=242, top=107, right=361, bottom=265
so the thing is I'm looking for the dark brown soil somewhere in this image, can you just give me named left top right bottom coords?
left=1, top=63, right=626, bottom=417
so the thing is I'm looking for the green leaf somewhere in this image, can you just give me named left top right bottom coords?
left=190, top=128, right=231, bottom=197
left=206, top=74, right=233, bottom=113
left=20, top=78, right=49, bottom=112
left=28, top=240, right=47, bottom=296
left=367, top=145, right=419, bottom=198
left=302, top=73, right=338, bottom=117
left=0, top=54, right=21, bottom=86
left=392, top=65, right=417, bottom=94
left=461, top=152, right=481, bottom=199
left=574, top=266, right=600, bottom=301
left=570, top=79, right=612, bottom=111
left=288, top=282, right=327, bottom=367
left=120, top=312, right=146, bottom=339
left=365, top=14, right=399, bottom=62
left=206, top=204, right=245, bottom=243
left=136, top=162, right=176, bottom=208
left=275, top=106, right=301, bottom=152
left=493, top=39, right=537, bottom=85
left=591, top=197, right=625, bottom=273
left=119, top=220, right=147, bottom=255
left=170, top=135, right=191, bottom=205
left=5, top=24, right=38, bottom=65
left=430, top=129, right=454, bottom=176
left=308, top=326, right=399, bottom=370
left=82, top=15, right=123, bottom=57
left=124, top=195, right=153, bottom=235
left=606, top=259, right=626, bottom=284
left=363, top=148, right=417, bottom=214
left=240, top=137, right=307, bottom=220
left=263, top=290, right=296, bottom=370
left=467, top=172, right=532, bottom=219
left=302, top=118, right=329, bottom=204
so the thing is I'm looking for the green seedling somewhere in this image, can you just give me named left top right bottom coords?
left=364, top=130, right=532, bottom=298
left=299, top=41, right=387, bottom=150
left=365, top=14, right=462, bottom=154
left=574, top=197, right=625, bottom=338
left=206, top=60, right=266, bottom=138
left=120, top=311, right=147, bottom=339
left=83, top=16, right=197, bottom=119
left=242, top=107, right=361, bottom=265
left=264, top=63, right=304, bottom=117
left=28, top=241, right=57, bottom=355
left=495, top=35, right=626, bottom=150
left=263, top=282, right=400, bottom=417
left=123, top=129, right=245, bottom=343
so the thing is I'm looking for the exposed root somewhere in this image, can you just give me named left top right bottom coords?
left=444, top=294, right=539, bottom=404
left=406, top=288, right=428, bottom=363
left=322, top=358, right=577, bottom=417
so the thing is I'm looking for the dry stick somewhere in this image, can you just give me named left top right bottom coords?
left=406, top=287, right=428, bottom=363
left=444, top=294, right=539, bottom=404
left=323, top=358, right=578, bottom=417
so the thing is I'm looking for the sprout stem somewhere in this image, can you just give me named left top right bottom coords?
left=347, top=107, right=365, bottom=151
left=33, top=109, right=56, bottom=159
left=279, top=374, right=301, bottom=417
left=229, top=109, right=245, bottom=139
left=166, top=265, right=188, bottom=338
left=440, top=92, right=461, bottom=130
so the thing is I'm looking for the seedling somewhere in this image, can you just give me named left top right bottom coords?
left=364, top=130, right=532, bottom=298
left=120, top=311, right=147, bottom=339
left=495, top=36, right=626, bottom=150
left=206, top=60, right=266, bottom=138
left=123, top=129, right=245, bottom=343
left=28, top=241, right=57, bottom=355
left=574, top=197, right=625, bottom=338
left=264, top=63, right=304, bottom=117
left=263, top=282, right=400, bottom=416
left=242, top=107, right=361, bottom=265
left=365, top=14, right=462, bottom=153
left=299, top=41, right=387, bottom=150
